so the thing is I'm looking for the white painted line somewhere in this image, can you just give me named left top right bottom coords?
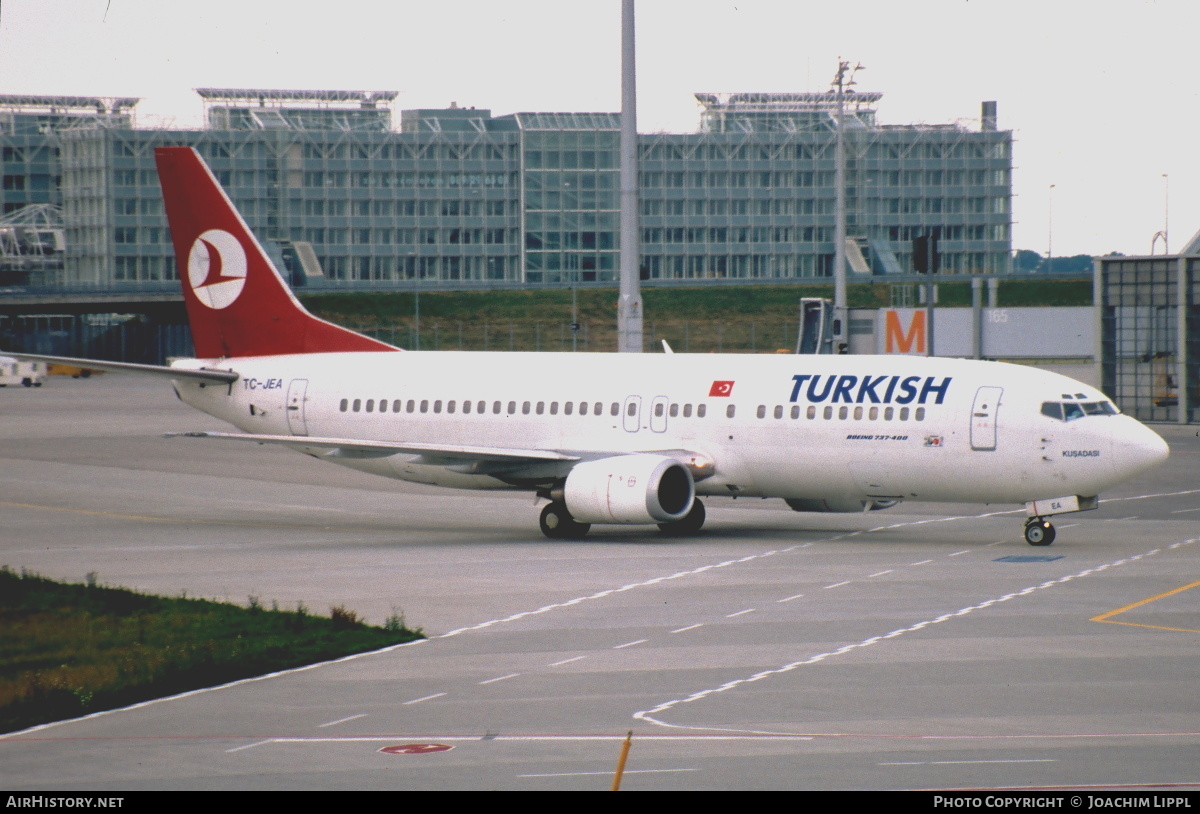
left=824, top=581, right=851, bottom=589
left=868, top=570, right=893, bottom=578
left=635, top=540, right=1199, bottom=728
left=910, top=559, right=933, bottom=566
left=519, top=768, right=699, bottom=778
left=777, top=593, right=805, bottom=603
left=985, top=541, right=1005, bottom=547
left=318, top=714, right=366, bottom=728
left=404, top=692, right=447, bottom=705
left=225, top=739, right=274, bottom=753
left=725, top=609, right=755, bottom=618
left=613, top=639, right=648, bottom=649
left=437, top=541, right=819, bottom=639
left=880, top=759, right=1056, bottom=766
left=478, top=673, right=520, bottom=685
left=1170, top=507, right=1200, bottom=514
left=670, top=624, right=703, bottom=634
left=948, top=550, right=969, bottom=557
left=549, top=656, right=585, bottom=667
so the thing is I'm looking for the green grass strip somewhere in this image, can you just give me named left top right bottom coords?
left=0, top=567, right=422, bottom=734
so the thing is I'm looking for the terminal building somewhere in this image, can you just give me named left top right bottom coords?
left=0, top=88, right=1012, bottom=290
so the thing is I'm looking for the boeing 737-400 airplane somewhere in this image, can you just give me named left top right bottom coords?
left=10, top=147, right=1170, bottom=544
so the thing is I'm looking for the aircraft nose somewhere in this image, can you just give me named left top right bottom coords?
left=1115, top=419, right=1170, bottom=476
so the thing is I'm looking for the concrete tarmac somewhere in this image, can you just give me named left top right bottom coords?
left=2, top=374, right=1198, bottom=790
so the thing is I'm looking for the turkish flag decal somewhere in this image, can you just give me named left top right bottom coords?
left=709, top=380, right=735, bottom=397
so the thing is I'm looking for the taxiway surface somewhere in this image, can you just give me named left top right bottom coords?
left=2, top=375, right=1198, bottom=790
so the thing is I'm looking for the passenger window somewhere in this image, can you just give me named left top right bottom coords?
left=463, top=400, right=472, bottom=414
left=492, top=401, right=501, bottom=414
left=884, top=406, right=893, bottom=420
left=406, top=399, right=415, bottom=413
left=626, top=402, right=637, bottom=417
left=757, top=405, right=766, bottom=419
left=339, top=398, right=348, bottom=412
left=551, top=402, right=559, bottom=415
left=611, top=402, right=619, bottom=416
left=697, top=404, right=706, bottom=418
left=536, top=401, right=545, bottom=415
left=900, top=407, right=910, bottom=421
left=838, top=406, right=848, bottom=420
left=522, top=401, right=531, bottom=415
left=869, top=407, right=878, bottom=421
left=853, top=406, right=863, bottom=420
left=791, top=405, right=800, bottom=419
left=420, top=400, right=429, bottom=413
left=594, top=402, right=603, bottom=416
left=807, top=406, right=816, bottom=419
left=654, top=402, right=664, bottom=417
left=434, top=400, right=442, bottom=413
left=448, top=400, right=456, bottom=414
left=392, top=399, right=402, bottom=413
left=669, top=403, right=679, bottom=418
left=507, top=401, right=516, bottom=414
left=353, top=398, right=361, bottom=412
left=366, top=399, right=375, bottom=413
left=915, top=407, right=926, bottom=421
left=823, top=405, right=833, bottom=420
left=774, top=405, right=784, bottom=419
left=726, top=404, right=736, bottom=418
left=478, top=401, right=486, bottom=414
left=683, top=404, right=693, bottom=418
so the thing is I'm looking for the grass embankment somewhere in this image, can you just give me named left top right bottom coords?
left=0, top=567, right=422, bottom=734
left=301, top=279, right=1092, bottom=353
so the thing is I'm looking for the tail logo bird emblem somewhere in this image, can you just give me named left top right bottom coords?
left=187, top=229, right=247, bottom=310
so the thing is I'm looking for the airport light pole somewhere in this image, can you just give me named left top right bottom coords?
left=1162, top=173, right=1169, bottom=254
left=1046, top=184, right=1055, bottom=273
left=617, top=0, right=643, bottom=353
left=831, top=59, right=862, bottom=351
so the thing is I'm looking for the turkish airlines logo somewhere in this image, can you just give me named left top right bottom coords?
left=187, top=229, right=247, bottom=309
left=709, top=380, right=735, bottom=397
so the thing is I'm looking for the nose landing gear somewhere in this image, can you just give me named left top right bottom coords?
left=1023, top=517, right=1056, bottom=546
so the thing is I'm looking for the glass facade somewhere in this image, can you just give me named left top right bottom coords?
left=1, top=89, right=1013, bottom=290
left=1098, top=256, right=1199, bottom=422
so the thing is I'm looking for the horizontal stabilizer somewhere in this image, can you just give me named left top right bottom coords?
left=1, top=352, right=239, bottom=384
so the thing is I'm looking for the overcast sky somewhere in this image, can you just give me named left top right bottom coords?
left=2, top=0, right=1196, bottom=258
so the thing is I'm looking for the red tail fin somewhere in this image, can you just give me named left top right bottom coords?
left=155, top=146, right=397, bottom=358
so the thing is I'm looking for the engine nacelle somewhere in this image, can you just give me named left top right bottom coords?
left=564, top=454, right=694, bottom=525
left=784, top=497, right=900, bottom=513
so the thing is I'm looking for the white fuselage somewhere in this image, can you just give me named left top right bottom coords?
left=172, top=351, right=1168, bottom=509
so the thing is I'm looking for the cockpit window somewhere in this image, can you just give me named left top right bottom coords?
left=1041, top=400, right=1118, bottom=421
left=1041, top=402, right=1063, bottom=420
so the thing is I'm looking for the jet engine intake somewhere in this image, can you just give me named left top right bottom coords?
left=564, top=454, right=694, bottom=525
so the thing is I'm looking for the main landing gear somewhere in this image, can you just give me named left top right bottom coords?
left=1023, top=517, right=1056, bottom=546
left=657, top=499, right=706, bottom=536
left=537, top=499, right=708, bottom=539
left=539, top=501, right=591, bottom=540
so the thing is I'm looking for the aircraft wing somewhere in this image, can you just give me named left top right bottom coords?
left=2, top=352, right=239, bottom=385
left=167, top=431, right=714, bottom=480
left=166, top=431, right=581, bottom=463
